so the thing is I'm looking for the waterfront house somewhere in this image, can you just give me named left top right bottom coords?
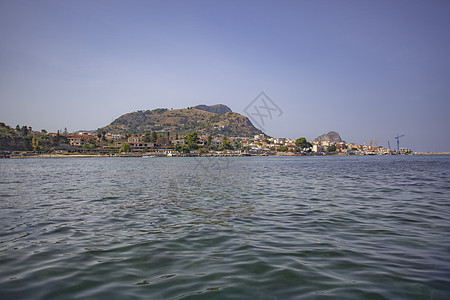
left=68, top=135, right=92, bottom=146
left=105, top=133, right=122, bottom=141
left=128, top=136, right=143, bottom=143
left=116, top=140, right=154, bottom=151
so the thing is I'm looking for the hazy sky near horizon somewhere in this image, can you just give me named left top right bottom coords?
left=1, top=0, right=449, bottom=152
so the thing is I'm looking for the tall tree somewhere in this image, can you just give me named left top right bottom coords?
left=150, top=131, right=158, bottom=142
left=295, top=137, right=312, bottom=149
left=206, top=135, right=212, bottom=148
left=31, top=137, right=44, bottom=151
left=185, top=132, right=199, bottom=150
left=21, top=126, right=28, bottom=136
left=184, top=132, right=198, bottom=144
left=222, top=139, right=234, bottom=150
left=119, top=143, right=131, bottom=153
left=143, top=132, right=151, bottom=142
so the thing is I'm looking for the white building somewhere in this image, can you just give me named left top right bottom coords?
left=171, top=138, right=186, bottom=145
left=254, top=134, right=265, bottom=140
left=312, top=145, right=323, bottom=153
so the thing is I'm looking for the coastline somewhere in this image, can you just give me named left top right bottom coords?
left=3, top=152, right=450, bottom=159
left=412, top=152, right=450, bottom=155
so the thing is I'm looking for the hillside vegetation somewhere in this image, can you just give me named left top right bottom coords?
left=102, top=105, right=263, bottom=137
left=0, top=123, right=32, bottom=151
left=0, top=123, right=65, bottom=151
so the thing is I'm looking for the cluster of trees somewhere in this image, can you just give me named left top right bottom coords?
left=29, top=130, right=68, bottom=151
left=171, top=132, right=241, bottom=154
left=15, top=125, right=31, bottom=136
left=295, top=137, right=312, bottom=149
left=327, top=145, right=337, bottom=152
left=185, top=132, right=199, bottom=149
left=119, top=143, right=131, bottom=153
left=97, top=130, right=107, bottom=141
left=174, top=132, right=198, bottom=153
left=0, top=123, right=67, bottom=151
left=141, top=131, right=172, bottom=143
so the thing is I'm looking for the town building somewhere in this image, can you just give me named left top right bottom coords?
left=312, top=145, right=323, bottom=153
left=68, top=135, right=93, bottom=146
left=105, top=133, right=122, bottom=141
left=115, top=140, right=154, bottom=151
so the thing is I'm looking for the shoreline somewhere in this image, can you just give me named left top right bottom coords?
left=2, top=152, right=450, bottom=158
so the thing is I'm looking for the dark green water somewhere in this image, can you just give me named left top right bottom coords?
left=0, top=156, right=449, bottom=299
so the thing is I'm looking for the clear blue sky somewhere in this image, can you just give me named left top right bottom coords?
left=1, top=0, right=449, bottom=152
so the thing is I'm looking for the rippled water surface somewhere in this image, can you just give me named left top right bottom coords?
left=1, top=156, right=449, bottom=299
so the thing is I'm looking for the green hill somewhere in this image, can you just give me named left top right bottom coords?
left=102, top=105, right=264, bottom=137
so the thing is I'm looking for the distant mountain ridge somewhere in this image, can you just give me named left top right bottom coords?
left=101, top=104, right=263, bottom=137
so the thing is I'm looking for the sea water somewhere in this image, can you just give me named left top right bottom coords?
left=0, top=156, right=449, bottom=299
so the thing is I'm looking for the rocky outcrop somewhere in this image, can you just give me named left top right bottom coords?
left=194, top=104, right=232, bottom=114
left=314, top=131, right=343, bottom=143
